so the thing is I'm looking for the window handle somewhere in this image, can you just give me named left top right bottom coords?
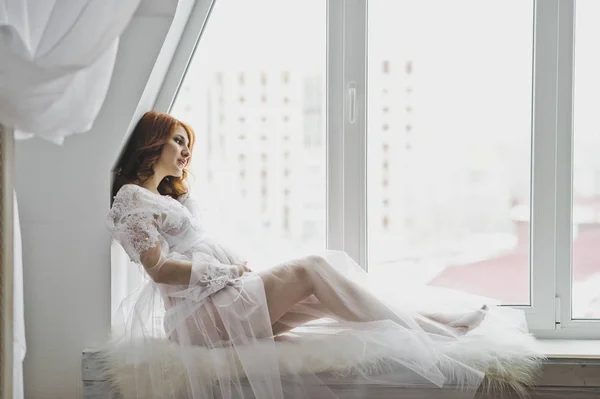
left=348, top=82, right=357, bottom=123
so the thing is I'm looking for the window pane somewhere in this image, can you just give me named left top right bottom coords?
left=367, top=0, right=534, bottom=305
left=170, top=0, right=326, bottom=266
left=572, top=0, right=600, bottom=319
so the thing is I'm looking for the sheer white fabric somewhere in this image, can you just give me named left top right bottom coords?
left=13, top=191, right=25, bottom=399
left=0, top=0, right=178, bottom=143
left=106, top=184, right=531, bottom=398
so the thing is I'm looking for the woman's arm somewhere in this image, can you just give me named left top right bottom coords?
left=140, top=243, right=250, bottom=285
left=140, top=244, right=192, bottom=285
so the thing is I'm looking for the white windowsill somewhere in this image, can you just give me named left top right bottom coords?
left=538, top=339, right=600, bottom=359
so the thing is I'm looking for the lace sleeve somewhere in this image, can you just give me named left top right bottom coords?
left=107, top=186, right=163, bottom=264
left=189, top=252, right=240, bottom=287
left=164, top=252, right=242, bottom=303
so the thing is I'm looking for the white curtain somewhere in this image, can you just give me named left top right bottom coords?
left=111, top=240, right=145, bottom=324
left=0, top=0, right=178, bottom=396
left=0, top=0, right=146, bottom=143
left=12, top=191, right=25, bottom=399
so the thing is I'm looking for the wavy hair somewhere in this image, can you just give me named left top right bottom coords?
left=111, top=111, right=195, bottom=204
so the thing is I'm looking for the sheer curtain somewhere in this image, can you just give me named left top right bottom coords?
left=0, top=1, right=171, bottom=397
left=111, top=241, right=146, bottom=324
left=0, top=0, right=146, bottom=142
left=12, top=191, right=24, bottom=399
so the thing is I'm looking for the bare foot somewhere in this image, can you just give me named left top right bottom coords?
left=448, top=305, right=488, bottom=333
left=427, top=305, right=489, bottom=335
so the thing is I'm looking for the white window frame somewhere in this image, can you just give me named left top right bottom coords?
left=526, top=0, right=562, bottom=334
left=154, top=0, right=599, bottom=338
left=326, top=0, right=368, bottom=267
left=155, top=0, right=218, bottom=113
left=549, top=0, right=600, bottom=339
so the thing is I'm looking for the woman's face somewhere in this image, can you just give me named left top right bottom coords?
left=156, top=125, right=191, bottom=178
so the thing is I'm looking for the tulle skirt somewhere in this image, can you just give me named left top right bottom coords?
left=107, top=249, right=539, bottom=399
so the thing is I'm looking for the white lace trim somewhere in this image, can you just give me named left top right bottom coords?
left=198, top=263, right=239, bottom=289
left=107, top=185, right=162, bottom=263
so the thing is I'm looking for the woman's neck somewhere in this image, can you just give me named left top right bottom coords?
left=136, top=173, right=164, bottom=195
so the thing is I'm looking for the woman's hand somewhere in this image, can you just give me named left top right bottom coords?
left=234, top=261, right=252, bottom=276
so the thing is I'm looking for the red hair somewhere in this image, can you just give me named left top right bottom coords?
left=111, top=111, right=195, bottom=203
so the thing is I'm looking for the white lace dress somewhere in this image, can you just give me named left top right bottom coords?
left=109, top=184, right=267, bottom=345
left=106, top=183, right=533, bottom=399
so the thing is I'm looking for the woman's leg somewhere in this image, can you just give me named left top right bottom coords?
left=421, top=305, right=489, bottom=333
left=260, top=255, right=405, bottom=326
left=258, top=260, right=314, bottom=325
left=271, top=297, right=330, bottom=335
left=260, top=255, right=486, bottom=335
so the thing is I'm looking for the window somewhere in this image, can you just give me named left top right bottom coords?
left=156, top=0, right=598, bottom=338
left=367, top=0, right=534, bottom=306
left=169, top=0, right=327, bottom=266
left=572, top=0, right=600, bottom=320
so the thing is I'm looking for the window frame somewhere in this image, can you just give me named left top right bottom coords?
left=550, top=0, right=600, bottom=338
left=527, top=0, right=561, bottom=333
left=326, top=0, right=368, bottom=267
left=154, top=0, right=600, bottom=338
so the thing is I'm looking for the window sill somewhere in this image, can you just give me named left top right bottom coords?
left=539, top=339, right=600, bottom=360
left=83, top=341, right=600, bottom=399
left=535, top=341, right=600, bottom=394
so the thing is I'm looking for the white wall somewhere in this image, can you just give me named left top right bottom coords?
left=14, top=14, right=177, bottom=399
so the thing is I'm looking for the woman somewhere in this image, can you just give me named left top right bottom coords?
left=107, top=111, right=509, bottom=399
